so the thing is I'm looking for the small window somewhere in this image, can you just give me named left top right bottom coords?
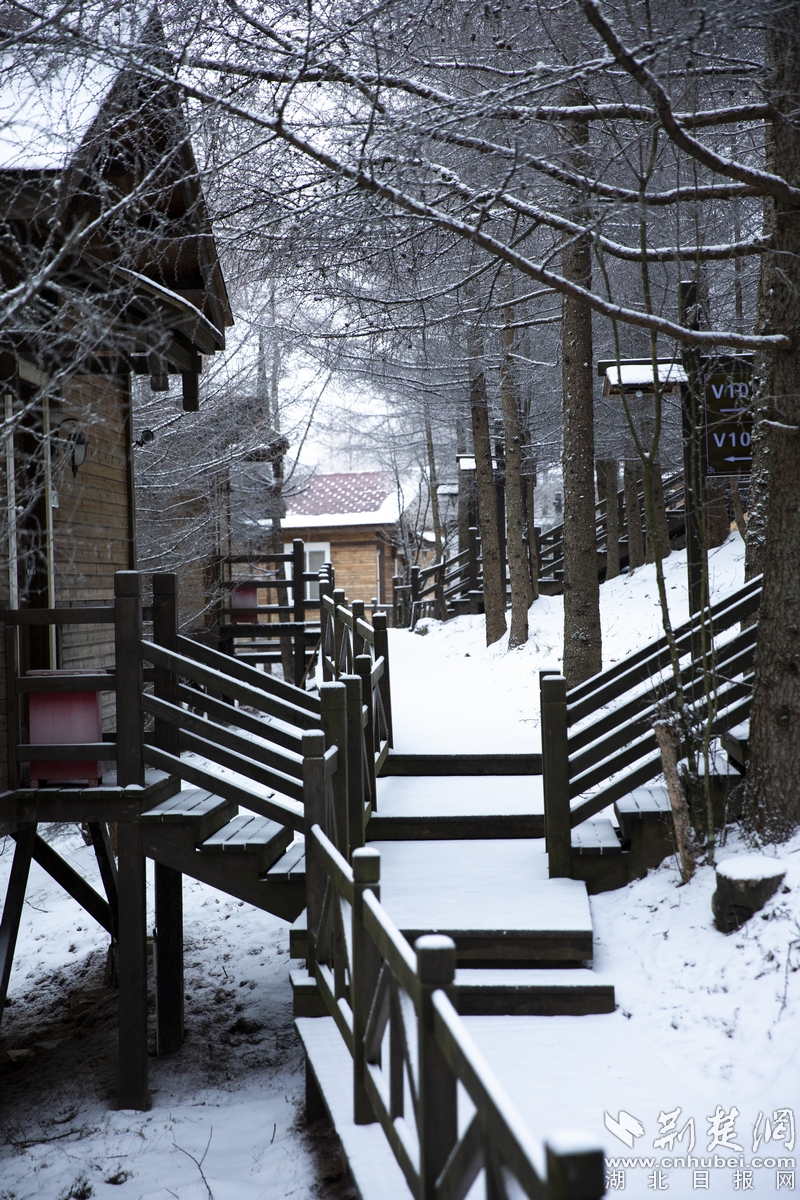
left=285, top=542, right=330, bottom=601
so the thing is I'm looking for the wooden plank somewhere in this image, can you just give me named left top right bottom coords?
left=571, top=819, right=623, bottom=856
left=17, top=742, right=117, bottom=760
left=380, top=753, right=542, bottom=777
left=200, top=815, right=293, bottom=872
left=143, top=692, right=304, bottom=780
left=144, top=640, right=318, bottom=730
left=177, top=684, right=304, bottom=754
left=179, top=638, right=321, bottom=710
left=4, top=607, right=116, bottom=625
left=176, top=727, right=304, bottom=803
left=16, top=674, right=115, bottom=693
left=141, top=743, right=304, bottom=831
left=141, top=788, right=237, bottom=842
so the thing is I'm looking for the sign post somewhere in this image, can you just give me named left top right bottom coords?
left=702, top=362, right=753, bottom=477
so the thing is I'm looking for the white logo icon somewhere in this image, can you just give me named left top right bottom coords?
left=604, top=1110, right=646, bottom=1148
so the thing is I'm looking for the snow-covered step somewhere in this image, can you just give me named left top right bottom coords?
left=367, top=774, right=544, bottom=840
left=296, top=1017, right=413, bottom=1200
left=721, top=719, right=749, bottom=773
left=570, top=818, right=622, bottom=855
left=141, top=786, right=236, bottom=841
left=290, top=965, right=614, bottom=1017
left=454, top=967, right=615, bottom=1016
left=200, top=814, right=292, bottom=874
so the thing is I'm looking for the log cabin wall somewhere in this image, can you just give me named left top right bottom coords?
left=284, top=524, right=391, bottom=604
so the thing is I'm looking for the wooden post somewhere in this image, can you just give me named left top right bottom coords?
left=114, top=571, right=148, bottom=1110
left=332, top=587, right=347, bottom=678
left=352, top=847, right=381, bottom=1124
left=319, top=569, right=333, bottom=682
left=152, top=573, right=184, bottom=1055
left=302, top=729, right=328, bottom=970
left=351, top=599, right=366, bottom=660
left=372, top=613, right=393, bottom=748
left=540, top=674, right=572, bottom=879
left=343, top=674, right=365, bottom=855
left=0, top=822, right=35, bottom=1022
left=115, top=572, right=144, bottom=788
left=416, top=935, right=458, bottom=1200
left=546, top=1138, right=605, bottom=1200
left=292, top=539, right=306, bottom=687
left=355, top=655, right=376, bottom=811
left=5, top=623, right=19, bottom=791
left=320, top=682, right=348, bottom=856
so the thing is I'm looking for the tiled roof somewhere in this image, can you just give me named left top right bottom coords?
left=286, top=472, right=394, bottom=518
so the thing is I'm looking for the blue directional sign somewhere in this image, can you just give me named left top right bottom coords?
left=704, top=370, right=753, bottom=476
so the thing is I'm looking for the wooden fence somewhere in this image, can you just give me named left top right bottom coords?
left=395, top=472, right=686, bottom=630
left=305, top=781, right=605, bottom=1199
left=541, top=576, right=761, bottom=877
left=212, top=540, right=321, bottom=686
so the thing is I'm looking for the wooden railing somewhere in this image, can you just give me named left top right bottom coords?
left=305, top=800, right=605, bottom=1199
left=319, top=564, right=393, bottom=771
left=393, top=472, right=685, bottom=629
left=211, top=540, right=321, bottom=686
left=541, top=576, right=761, bottom=877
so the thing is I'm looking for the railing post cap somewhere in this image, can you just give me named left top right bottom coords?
left=541, top=673, right=567, bottom=701
left=415, top=934, right=456, bottom=984
left=342, top=673, right=362, bottom=695
left=114, top=571, right=141, bottom=597
left=352, top=846, right=380, bottom=883
left=372, top=612, right=387, bottom=631
left=152, top=573, right=177, bottom=594
left=302, top=729, right=326, bottom=756
left=545, top=1131, right=605, bottom=1200
left=320, top=680, right=347, bottom=707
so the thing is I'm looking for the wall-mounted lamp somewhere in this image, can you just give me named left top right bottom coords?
left=55, top=419, right=90, bottom=477
left=134, top=428, right=155, bottom=449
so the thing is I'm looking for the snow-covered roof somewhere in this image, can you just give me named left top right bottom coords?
left=603, top=362, right=688, bottom=394
left=280, top=471, right=401, bottom=528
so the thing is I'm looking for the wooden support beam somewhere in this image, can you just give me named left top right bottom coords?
left=321, top=683, right=348, bottom=857
left=155, top=862, right=184, bottom=1056
left=88, top=823, right=119, bottom=938
left=25, top=831, right=114, bottom=935
left=0, top=823, right=35, bottom=1023
left=117, top=818, right=149, bottom=1110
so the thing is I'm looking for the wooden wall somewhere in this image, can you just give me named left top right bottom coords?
left=54, top=375, right=133, bottom=725
left=284, top=524, right=388, bottom=604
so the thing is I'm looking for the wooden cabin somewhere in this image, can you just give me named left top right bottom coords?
left=0, top=13, right=232, bottom=791
left=280, top=472, right=404, bottom=606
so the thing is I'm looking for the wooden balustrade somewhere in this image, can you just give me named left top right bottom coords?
left=541, top=576, right=762, bottom=877
left=306, top=823, right=605, bottom=1198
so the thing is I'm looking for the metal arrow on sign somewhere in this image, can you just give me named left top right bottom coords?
left=723, top=456, right=752, bottom=462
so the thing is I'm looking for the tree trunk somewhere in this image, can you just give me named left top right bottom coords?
left=745, top=5, right=800, bottom=839
left=623, top=461, right=645, bottom=569
left=644, top=460, right=671, bottom=564
left=500, top=299, right=529, bottom=648
left=705, top=477, right=731, bottom=550
left=424, top=411, right=443, bottom=560
left=468, top=329, right=507, bottom=646
left=560, top=108, right=601, bottom=685
left=596, top=459, right=620, bottom=581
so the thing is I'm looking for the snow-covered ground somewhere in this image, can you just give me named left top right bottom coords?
left=388, top=534, right=746, bottom=753
left=7, top=533, right=796, bottom=1200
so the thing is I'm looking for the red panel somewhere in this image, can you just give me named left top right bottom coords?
left=231, top=585, right=258, bottom=625
left=28, top=671, right=103, bottom=785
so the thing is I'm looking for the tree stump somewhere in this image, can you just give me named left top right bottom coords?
left=712, top=855, right=787, bottom=933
